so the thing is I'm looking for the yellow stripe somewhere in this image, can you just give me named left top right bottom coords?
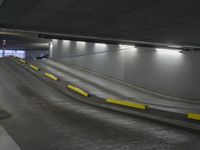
left=188, top=113, right=200, bottom=121
left=30, top=65, right=40, bottom=71
left=67, top=85, right=89, bottom=97
left=44, top=72, right=59, bottom=81
left=106, top=98, right=148, bottom=110
left=19, top=59, right=26, bottom=64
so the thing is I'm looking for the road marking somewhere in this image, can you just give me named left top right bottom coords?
left=0, top=125, right=21, bottom=150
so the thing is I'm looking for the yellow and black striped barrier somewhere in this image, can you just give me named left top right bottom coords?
left=67, top=85, right=89, bottom=97
left=188, top=113, right=200, bottom=121
left=19, top=59, right=26, bottom=64
left=29, top=65, right=40, bottom=71
left=44, top=72, right=59, bottom=81
left=106, top=98, right=148, bottom=110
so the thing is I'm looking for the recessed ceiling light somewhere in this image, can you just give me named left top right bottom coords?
left=95, top=43, right=107, bottom=48
left=156, top=48, right=180, bottom=52
left=119, top=44, right=136, bottom=49
left=76, top=41, right=86, bottom=44
left=168, top=45, right=182, bottom=49
left=156, top=48, right=182, bottom=55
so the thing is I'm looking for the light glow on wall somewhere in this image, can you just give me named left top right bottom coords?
left=156, top=48, right=182, bottom=57
left=49, top=42, right=53, bottom=48
left=53, top=39, right=58, bottom=42
left=49, top=42, right=53, bottom=58
left=63, top=40, right=70, bottom=48
left=119, top=44, right=136, bottom=49
left=76, top=41, right=86, bottom=45
left=63, top=40, right=70, bottom=44
left=95, top=43, right=107, bottom=49
left=77, top=41, right=86, bottom=46
left=156, top=48, right=181, bottom=53
left=76, top=41, right=86, bottom=50
left=119, top=44, right=136, bottom=50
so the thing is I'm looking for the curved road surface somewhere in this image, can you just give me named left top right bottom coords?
left=0, top=58, right=200, bottom=150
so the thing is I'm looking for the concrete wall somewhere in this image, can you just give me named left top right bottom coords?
left=50, top=39, right=120, bottom=58
left=51, top=39, right=200, bottom=100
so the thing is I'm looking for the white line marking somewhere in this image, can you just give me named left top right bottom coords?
left=0, top=125, right=21, bottom=150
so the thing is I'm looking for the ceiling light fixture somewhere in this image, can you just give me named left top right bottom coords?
left=76, top=41, right=86, bottom=45
left=156, top=48, right=181, bottom=52
left=119, top=44, right=136, bottom=49
left=95, top=43, right=107, bottom=48
left=156, top=48, right=183, bottom=55
left=167, top=45, right=182, bottom=49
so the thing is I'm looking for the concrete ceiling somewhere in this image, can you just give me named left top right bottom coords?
left=0, top=0, right=200, bottom=46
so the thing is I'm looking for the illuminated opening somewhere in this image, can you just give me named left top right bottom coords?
left=0, top=50, right=25, bottom=58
